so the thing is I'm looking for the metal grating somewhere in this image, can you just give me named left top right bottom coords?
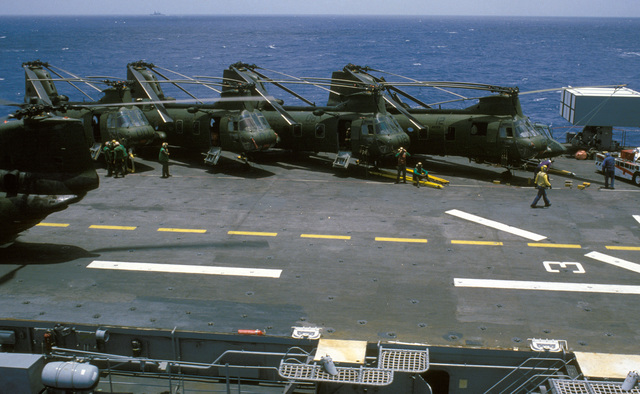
left=378, top=347, right=429, bottom=373
left=551, top=379, right=640, bottom=394
left=278, top=361, right=393, bottom=386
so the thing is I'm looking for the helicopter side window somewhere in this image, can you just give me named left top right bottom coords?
left=315, top=124, right=325, bottom=139
left=471, top=122, right=488, bottom=136
left=499, top=124, right=514, bottom=138
left=107, top=114, right=116, bottom=129
left=446, top=127, right=455, bottom=141
left=418, top=127, right=429, bottom=140
left=176, top=120, right=184, bottom=134
left=193, top=121, right=200, bottom=135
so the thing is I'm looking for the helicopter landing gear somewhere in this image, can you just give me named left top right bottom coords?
left=501, top=168, right=513, bottom=180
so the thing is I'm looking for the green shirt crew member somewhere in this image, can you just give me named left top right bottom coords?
left=159, top=142, right=171, bottom=178
left=113, top=141, right=127, bottom=178
left=102, top=141, right=114, bottom=177
left=413, top=162, right=429, bottom=188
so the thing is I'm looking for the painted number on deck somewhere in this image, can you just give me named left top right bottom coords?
left=543, top=261, right=585, bottom=274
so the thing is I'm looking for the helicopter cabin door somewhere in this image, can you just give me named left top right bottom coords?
left=350, top=119, right=374, bottom=154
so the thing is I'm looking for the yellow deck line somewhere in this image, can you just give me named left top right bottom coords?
left=375, top=237, right=428, bottom=243
left=158, top=228, right=207, bottom=234
left=606, top=245, right=640, bottom=251
left=527, top=243, right=582, bottom=249
left=301, top=234, right=351, bottom=240
left=228, top=231, right=278, bottom=237
left=451, top=240, right=503, bottom=246
left=36, top=222, right=69, bottom=227
left=89, top=225, right=137, bottom=231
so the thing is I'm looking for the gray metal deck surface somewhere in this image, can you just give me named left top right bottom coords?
left=1, top=150, right=639, bottom=355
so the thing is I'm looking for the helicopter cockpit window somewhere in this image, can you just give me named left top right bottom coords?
left=238, top=110, right=258, bottom=132
left=514, top=118, right=541, bottom=138
left=374, top=114, right=403, bottom=135
left=112, top=107, right=149, bottom=128
left=252, top=112, right=270, bottom=129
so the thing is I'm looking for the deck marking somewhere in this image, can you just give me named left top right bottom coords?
left=87, top=260, right=282, bottom=278
left=36, top=222, right=69, bottom=227
left=228, top=231, right=278, bottom=237
left=528, top=243, right=582, bottom=249
left=158, top=228, right=207, bottom=234
left=543, top=262, right=585, bottom=274
left=300, top=234, right=351, bottom=240
left=585, top=251, right=640, bottom=274
left=454, top=278, right=640, bottom=294
left=89, top=225, right=137, bottom=231
left=445, top=209, right=546, bottom=241
left=451, top=240, right=503, bottom=246
left=633, top=215, right=640, bottom=224
left=606, top=246, right=640, bottom=251
left=375, top=237, right=428, bottom=243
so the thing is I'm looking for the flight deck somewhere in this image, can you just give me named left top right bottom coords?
left=2, top=151, right=639, bottom=357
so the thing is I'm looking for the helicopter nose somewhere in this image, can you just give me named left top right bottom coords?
left=545, top=138, right=567, bottom=157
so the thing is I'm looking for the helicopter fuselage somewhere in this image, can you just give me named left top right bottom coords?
left=263, top=106, right=410, bottom=160
left=141, top=105, right=279, bottom=155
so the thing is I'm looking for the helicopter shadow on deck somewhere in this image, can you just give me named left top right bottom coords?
left=248, top=150, right=375, bottom=180
left=136, top=147, right=277, bottom=179
left=412, top=155, right=534, bottom=187
left=0, top=242, right=98, bottom=266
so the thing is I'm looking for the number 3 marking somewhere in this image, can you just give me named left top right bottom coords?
left=543, top=261, right=585, bottom=274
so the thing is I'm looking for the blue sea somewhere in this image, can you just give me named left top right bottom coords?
left=1, top=16, right=640, bottom=144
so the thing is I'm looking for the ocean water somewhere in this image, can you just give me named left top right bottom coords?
left=1, top=15, right=640, bottom=144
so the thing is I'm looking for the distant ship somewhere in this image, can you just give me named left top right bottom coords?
left=150, top=11, right=165, bottom=16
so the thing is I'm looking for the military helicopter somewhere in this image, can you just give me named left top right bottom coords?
left=23, top=61, right=161, bottom=162
left=331, top=64, right=566, bottom=173
left=202, top=62, right=411, bottom=169
left=0, top=102, right=99, bottom=245
left=124, top=61, right=279, bottom=165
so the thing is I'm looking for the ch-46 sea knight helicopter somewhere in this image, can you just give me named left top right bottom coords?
left=124, top=61, right=279, bottom=165
left=197, top=62, right=411, bottom=169
left=325, top=64, right=567, bottom=174
left=0, top=101, right=99, bottom=245
left=23, top=61, right=161, bottom=163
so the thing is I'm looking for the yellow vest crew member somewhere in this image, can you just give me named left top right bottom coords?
left=531, top=165, right=551, bottom=208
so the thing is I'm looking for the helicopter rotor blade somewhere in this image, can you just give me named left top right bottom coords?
left=45, top=64, right=101, bottom=99
left=23, top=65, right=53, bottom=106
left=230, top=65, right=299, bottom=127
left=152, top=65, right=222, bottom=96
left=128, top=65, right=173, bottom=123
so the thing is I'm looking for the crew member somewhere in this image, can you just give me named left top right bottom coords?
left=102, top=141, right=114, bottom=177
left=601, top=152, right=615, bottom=189
left=113, top=141, right=127, bottom=178
left=531, top=165, right=552, bottom=208
left=413, top=162, right=429, bottom=188
left=159, top=142, right=171, bottom=178
left=395, top=147, right=410, bottom=184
